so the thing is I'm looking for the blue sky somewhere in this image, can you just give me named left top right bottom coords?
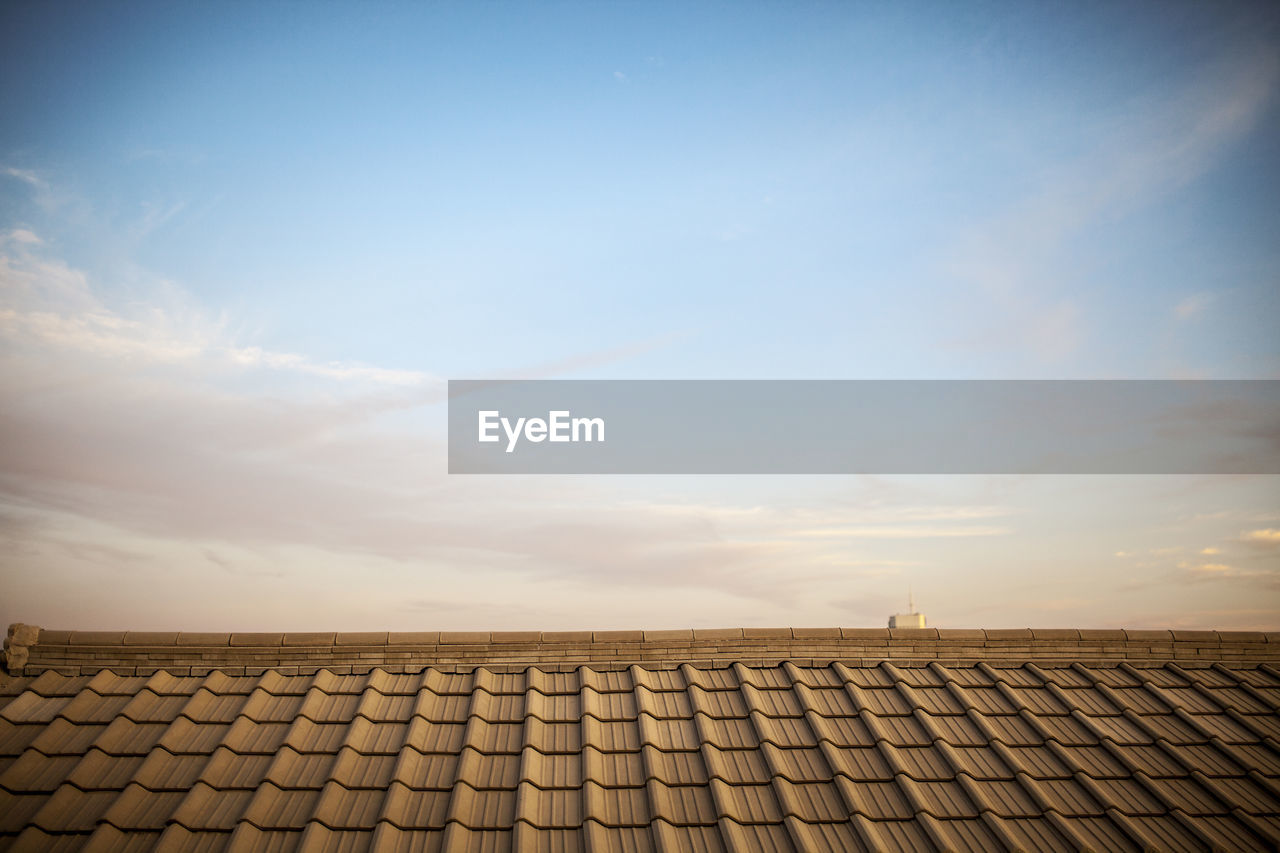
left=1, top=0, right=1278, bottom=631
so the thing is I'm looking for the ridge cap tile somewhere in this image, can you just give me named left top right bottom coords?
left=985, top=629, right=1034, bottom=640
left=1077, top=629, right=1127, bottom=640
left=793, top=627, right=841, bottom=639
left=229, top=633, right=284, bottom=647
left=1031, top=629, right=1081, bottom=641
left=889, top=627, right=939, bottom=639
left=35, top=630, right=72, bottom=646
left=937, top=629, right=986, bottom=640
left=742, top=628, right=793, bottom=639
left=68, top=632, right=127, bottom=646
left=643, top=629, right=694, bottom=642
left=541, top=631, right=592, bottom=642
left=175, top=632, right=231, bottom=646
left=1172, top=630, right=1220, bottom=643
left=841, top=628, right=890, bottom=639
left=440, top=632, right=491, bottom=644
left=691, top=628, right=743, bottom=640
left=1221, top=631, right=1264, bottom=643
left=1125, top=629, right=1175, bottom=641
left=491, top=631, right=541, bottom=644
left=332, top=627, right=386, bottom=640
left=121, top=632, right=180, bottom=646
left=282, top=633, right=336, bottom=647
left=594, top=630, right=643, bottom=642
left=385, top=631, right=435, bottom=645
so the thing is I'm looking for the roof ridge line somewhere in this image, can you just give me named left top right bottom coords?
left=19, top=625, right=1279, bottom=645
left=10, top=623, right=1277, bottom=677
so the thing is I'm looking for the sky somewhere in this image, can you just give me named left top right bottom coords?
left=1, top=0, right=1278, bottom=632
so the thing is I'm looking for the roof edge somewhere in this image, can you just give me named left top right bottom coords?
left=7, top=623, right=1279, bottom=676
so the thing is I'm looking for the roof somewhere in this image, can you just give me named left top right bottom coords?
left=2, top=624, right=1279, bottom=851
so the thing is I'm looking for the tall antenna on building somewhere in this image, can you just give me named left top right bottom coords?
left=888, top=584, right=926, bottom=629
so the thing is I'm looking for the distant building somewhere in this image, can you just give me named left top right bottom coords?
left=888, top=611, right=926, bottom=628
left=888, top=589, right=926, bottom=628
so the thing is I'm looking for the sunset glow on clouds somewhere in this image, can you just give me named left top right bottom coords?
left=1, top=1, right=1277, bottom=632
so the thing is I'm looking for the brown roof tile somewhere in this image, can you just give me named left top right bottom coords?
left=3, top=628, right=1279, bottom=850
left=92, top=719, right=167, bottom=756
left=776, top=778, right=847, bottom=821
left=312, top=782, right=384, bottom=829
left=100, top=784, right=185, bottom=830
left=0, top=752, right=79, bottom=793
left=22, top=719, right=103, bottom=756
left=0, top=790, right=49, bottom=835
left=379, top=783, right=451, bottom=829
left=404, top=718, right=466, bottom=754
left=218, top=719, right=286, bottom=755
left=516, top=784, right=581, bottom=829
left=835, top=777, right=914, bottom=819
left=581, top=749, right=645, bottom=788
left=64, top=750, right=143, bottom=791
left=239, top=782, right=320, bottom=829
left=30, top=784, right=116, bottom=832
left=523, top=751, right=581, bottom=789
left=390, top=749, right=457, bottom=791
left=454, top=749, right=520, bottom=790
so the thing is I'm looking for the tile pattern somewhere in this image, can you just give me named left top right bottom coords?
left=6, top=626, right=1278, bottom=675
left=1, top=660, right=1279, bottom=851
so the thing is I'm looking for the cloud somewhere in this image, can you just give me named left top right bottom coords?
left=613, top=71, right=628, bottom=83
left=4, top=221, right=869, bottom=625
left=2, top=167, right=44, bottom=188
left=2, top=174, right=1275, bottom=631
left=1174, top=293, right=1214, bottom=321
left=132, top=200, right=188, bottom=239
left=790, top=525, right=1011, bottom=539
left=1175, top=559, right=1280, bottom=590
left=5, top=229, right=41, bottom=246
left=0, top=241, right=436, bottom=388
left=1242, top=528, right=1280, bottom=549
left=942, top=44, right=1278, bottom=367
left=2, top=239, right=933, bottom=622
left=224, top=346, right=428, bottom=386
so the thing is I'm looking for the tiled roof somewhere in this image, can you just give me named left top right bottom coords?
left=1, top=626, right=1278, bottom=851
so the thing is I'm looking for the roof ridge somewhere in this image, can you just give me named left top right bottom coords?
left=17, top=626, right=1279, bottom=644
left=7, top=623, right=1278, bottom=678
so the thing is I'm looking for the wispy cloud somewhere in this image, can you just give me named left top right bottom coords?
left=1176, top=559, right=1280, bottom=589
left=790, top=525, right=1011, bottom=539
left=1, top=232, right=901, bottom=624
left=1242, top=528, right=1280, bottom=549
left=0, top=239, right=436, bottom=387
left=132, top=200, right=188, bottom=239
left=2, top=166, right=45, bottom=189
left=6, top=229, right=41, bottom=245
left=942, top=45, right=1278, bottom=369
left=1174, top=292, right=1214, bottom=321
